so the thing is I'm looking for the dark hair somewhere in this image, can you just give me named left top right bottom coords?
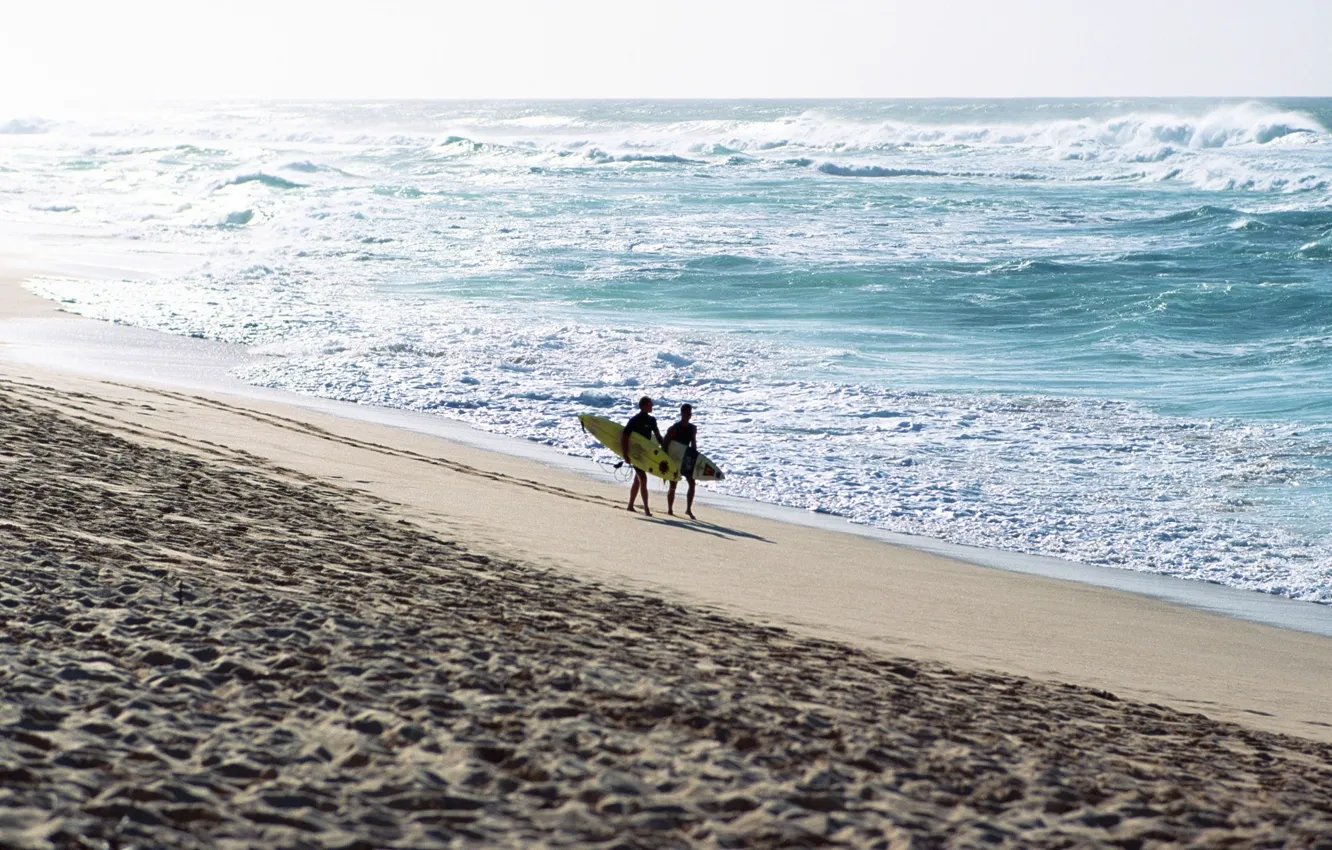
left=681, top=403, right=693, bottom=414
left=639, top=396, right=653, bottom=409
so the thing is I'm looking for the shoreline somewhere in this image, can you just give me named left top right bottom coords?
left=3, top=266, right=1332, bottom=744
left=6, top=270, right=1332, bottom=638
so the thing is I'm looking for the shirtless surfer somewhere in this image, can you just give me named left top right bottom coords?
left=665, top=403, right=699, bottom=519
left=622, top=396, right=663, bottom=515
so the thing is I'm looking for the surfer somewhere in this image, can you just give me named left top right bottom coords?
left=665, top=403, right=699, bottom=519
left=622, top=396, right=663, bottom=516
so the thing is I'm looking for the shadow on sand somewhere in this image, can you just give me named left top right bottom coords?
left=647, top=516, right=774, bottom=544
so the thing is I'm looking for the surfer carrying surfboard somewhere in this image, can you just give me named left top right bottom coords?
left=622, top=396, right=664, bottom=516
left=665, top=403, right=699, bottom=519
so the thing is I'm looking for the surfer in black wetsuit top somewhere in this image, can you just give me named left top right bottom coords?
left=665, top=403, right=699, bottom=519
left=622, top=396, right=663, bottom=516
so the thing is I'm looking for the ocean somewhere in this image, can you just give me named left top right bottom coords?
left=4, top=98, right=1332, bottom=601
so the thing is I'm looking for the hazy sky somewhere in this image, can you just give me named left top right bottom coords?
left=3, top=0, right=1330, bottom=106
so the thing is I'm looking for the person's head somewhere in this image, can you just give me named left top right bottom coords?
left=680, top=403, right=692, bottom=422
left=639, top=396, right=653, bottom=412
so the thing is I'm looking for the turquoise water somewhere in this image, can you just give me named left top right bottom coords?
left=6, top=98, right=1332, bottom=599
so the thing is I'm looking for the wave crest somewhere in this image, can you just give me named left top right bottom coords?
left=0, top=117, right=48, bottom=134
left=221, top=173, right=306, bottom=191
left=819, top=163, right=1045, bottom=182
left=819, top=164, right=946, bottom=178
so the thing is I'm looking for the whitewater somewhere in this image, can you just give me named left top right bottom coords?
left=4, top=98, right=1332, bottom=602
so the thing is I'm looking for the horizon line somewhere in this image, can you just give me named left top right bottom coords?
left=13, top=93, right=1332, bottom=108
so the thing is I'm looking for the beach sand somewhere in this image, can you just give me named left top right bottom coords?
left=3, top=271, right=1332, bottom=848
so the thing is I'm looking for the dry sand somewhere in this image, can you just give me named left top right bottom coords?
left=4, top=272, right=1332, bottom=848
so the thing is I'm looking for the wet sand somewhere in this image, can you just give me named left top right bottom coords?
left=4, top=272, right=1332, bottom=847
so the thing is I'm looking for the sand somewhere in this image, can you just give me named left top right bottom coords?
left=4, top=270, right=1332, bottom=848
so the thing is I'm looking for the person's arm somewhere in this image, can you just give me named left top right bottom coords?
left=653, top=423, right=665, bottom=445
left=620, top=422, right=632, bottom=461
left=664, top=424, right=678, bottom=446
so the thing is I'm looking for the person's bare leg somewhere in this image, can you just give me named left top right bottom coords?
left=667, top=480, right=677, bottom=515
left=686, top=479, right=696, bottom=519
left=627, top=474, right=640, bottom=512
left=639, top=471, right=652, bottom=516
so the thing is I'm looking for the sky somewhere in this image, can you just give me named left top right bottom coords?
left=2, top=0, right=1330, bottom=106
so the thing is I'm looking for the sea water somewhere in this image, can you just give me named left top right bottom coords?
left=4, top=98, right=1332, bottom=601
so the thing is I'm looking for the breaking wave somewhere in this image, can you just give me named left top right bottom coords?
left=818, top=165, right=948, bottom=178
left=0, top=117, right=49, bottom=134
left=818, top=163, right=1045, bottom=181
left=425, top=101, right=1328, bottom=160
left=8, top=97, right=1332, bottom=602
left=220, top=173, right=306, bottom=191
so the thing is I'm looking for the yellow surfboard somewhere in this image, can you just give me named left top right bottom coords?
left=578, top=413, right=679, bottom=482
left=666, top=440, right=725, bottom=482
left=579, top=413, right=726, bottom=483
